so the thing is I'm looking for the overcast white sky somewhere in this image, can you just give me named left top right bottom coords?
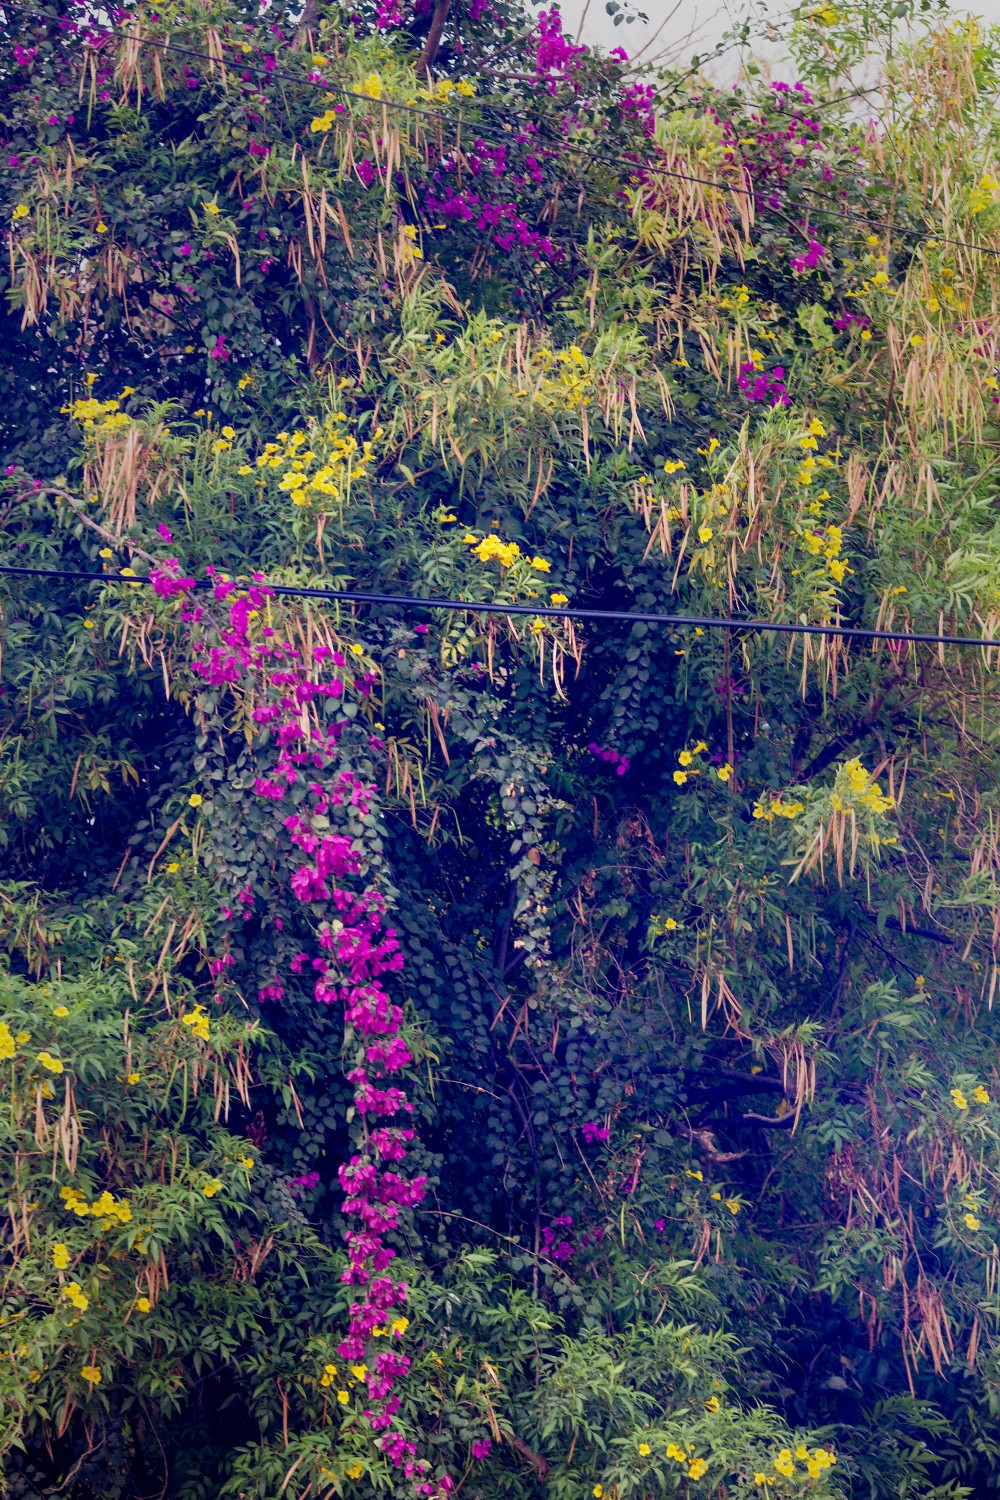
left=562, top=0, right=759, bottom=66
left=558, top=0, right=1000, bottom=70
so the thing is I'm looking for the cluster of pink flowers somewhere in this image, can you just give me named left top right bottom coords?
left=723, top=80, right=824, bottom=197
left=534, top=8, right=587, bottom=94
left=149, top=561, right=449, bottom=1497
left=289, top=1169, right=321, bottom=1196
left=833, top=311, right=870, bottom=335
left=791, top=237, right=826, bottom=273
left=737, top=360, right=789, bottom=407
left=587, top=742, right=630, bottom=775
left=713, top=81, right=835, bottom=273
left=423, top=182, right=560, bottom=262
left=619, top=80, right=657, bottom=137
left=580, top=1120, right=610, bottom=1144
left=541, top=1214, right=575, bottom=1262
left=539, top=1211, right=605, bottom=1263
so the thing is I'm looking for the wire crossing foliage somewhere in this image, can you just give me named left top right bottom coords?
left=10, top=562, right=1000, bottom=648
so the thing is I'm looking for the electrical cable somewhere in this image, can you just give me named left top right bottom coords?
left=7, top=0, right=1000, bottom=261
left=1, top=562, right=999, bottom=649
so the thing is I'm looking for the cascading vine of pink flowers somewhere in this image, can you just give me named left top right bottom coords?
left=150, top=560, right=450, bottom=1497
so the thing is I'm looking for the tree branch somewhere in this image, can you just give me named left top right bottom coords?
left=861, top=909, right=953, bottom=945
left=418, top=0, right=451, bottom=72
left=703, top=1112, right=796, bottom=1130
left=684, top=1068, right=786, bottom=1097
left=508, top=1434, right=550, bottom=1483
left=292, top=0, right=319, bottom=49
left=10, top=487, right=159, bottom=565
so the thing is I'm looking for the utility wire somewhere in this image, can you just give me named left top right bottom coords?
left=1, top=563, right=999, bottom=649
left=7, top=0, right=1000, bottom=261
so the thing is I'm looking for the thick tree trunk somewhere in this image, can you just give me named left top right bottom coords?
left=418, top=0, right=451, bottom=73
left=293, top=0, right=319, bottom=49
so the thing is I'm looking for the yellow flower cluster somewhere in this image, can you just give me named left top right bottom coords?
left=673, top=740, right=708, bottom=786
left=661, top=1442, right=708, bottom=1479
left=832, top=758, right=893, bottom=816
left=924, top=266, right=965, bottom=316
left=951, top=1083, right=990, bottom=1111
left=60, top=1185, right=132, bottom=1224
left=753, top=795, right=805, bottom=822
left=311, top=98, right=339, bottom=133
left=0, top=1020, right=17, bottom=1061
left=81, top=1364, right=102, bottom=1384
left=37, top=1050, right=64, bottom=1074
left=536, top=344, right=594, bottom=412
left=801, top=522, right=851, bottom=586
left=719, top=284, right=750, bottom=309
left=63, top=1280, right=89, bottom=1313
left=794, top=422, right=836, bottom=494
left=796, top=451, right=835, bottom=488
left=312, top=69, right=391, bottom=128
left=710, top=1191, right=742, bottom=1214
left=372, top=1316, right=409, bottom=1337
left=52, top=1242, right=70, bottom=1270
left=182, top=1004, right=210, bottom=1041
left=842, top=244, right=897, bottom=308
left=250, top=421, right=379, bottom=505
left=464, top=531, right=551, bottom=572
left=400, top=223, right=422, bottom=265
left=970, top=173, right=999, bottom=215
left=421, top=77, right=476, bottom=102
left=686, top=478, right=737, bottom=563
left=758, top=1444, right=835, bottom=1482
left=62, top=394, right=131, bottom=433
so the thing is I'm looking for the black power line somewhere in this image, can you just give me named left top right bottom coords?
left=1, top=563, right=999, bottom=649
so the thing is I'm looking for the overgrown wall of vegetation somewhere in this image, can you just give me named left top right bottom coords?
left=4, top=1, right=1000, bottom=1495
